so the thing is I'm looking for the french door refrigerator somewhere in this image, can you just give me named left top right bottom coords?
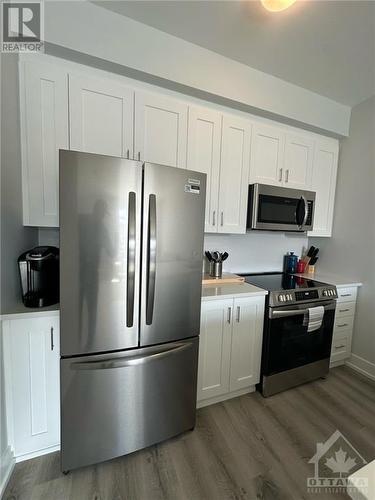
left=59, top=150, right=206, bottom=472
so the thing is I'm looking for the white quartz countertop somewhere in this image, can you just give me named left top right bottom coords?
left=202, top=282, right=268, bottom=301
left=1, top=303, right=59, bottom=320
left=293, top=272, right=362, bottom=288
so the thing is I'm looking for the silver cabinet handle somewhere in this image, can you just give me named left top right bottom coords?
left=227, top=307, right=232, bottom=324
left=138, top=151, right=141, bottom=161
left=220, top=212, right=224, bottom=227
left=126, top=149, right=130, bottom=160
left=212, top=210, right=216, bottom=226
left=337, top=323, right=349, bottom=328
left=126, top=192, right=136, bottom=328
left=279, top=168, right=283, bottom=182
left=341, top=294, right=352, bottom=297
left=285, top=169, right=289, bottom=183
left=72, top=342, right=192, bottom=370
left=236, top=306, right=241, bottom=323
left=335, top=344, right=346, bottom=350
left=339, top=308, right=350, bottom=313
left=50, top=327, right=54, bottom=351
left=146, top=194, right=157, bottom=325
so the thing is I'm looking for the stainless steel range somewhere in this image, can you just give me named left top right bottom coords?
left=241, top=273, right=337, bottom=397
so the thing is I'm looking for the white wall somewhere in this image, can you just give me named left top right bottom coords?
left=205, top=232, right=308, bottom=274
left=310, top=95, right=375, bottom=376
left=43, top=1, right=350, bottom=136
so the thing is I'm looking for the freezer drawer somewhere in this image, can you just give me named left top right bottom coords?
left=60, top=337, right=198, bottom=471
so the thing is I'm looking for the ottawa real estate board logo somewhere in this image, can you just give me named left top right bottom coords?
left=1, top=2, right=44, bottom=53
left=307, top=430, right=368, bottom=495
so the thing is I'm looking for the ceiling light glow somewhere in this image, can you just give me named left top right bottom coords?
left=261, top=0, right=297, bottom=12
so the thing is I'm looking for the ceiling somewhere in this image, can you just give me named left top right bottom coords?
left=95, top=0, right=375, bottom=107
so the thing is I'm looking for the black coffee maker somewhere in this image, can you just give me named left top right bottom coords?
left=18, top=246, right=59, bottom=307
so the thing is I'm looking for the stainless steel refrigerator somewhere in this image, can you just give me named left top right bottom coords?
left=59, top=150, right=206, bottom=472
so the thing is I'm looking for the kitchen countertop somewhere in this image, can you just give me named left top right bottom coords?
left=202, top=282, right=268, bottom=301
left=1, top=303, right=60, bottom=320
left=293, top=272, right=362, bottom=288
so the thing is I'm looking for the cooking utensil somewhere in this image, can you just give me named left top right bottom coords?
left=221, top=252, right=229, bottom=262
left=205, top=251, right=213, bottom=262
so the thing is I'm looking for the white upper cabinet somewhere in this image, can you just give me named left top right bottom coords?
left=218, top=115, right=251, bottom=234
left=187, top=107, right=222, bottom=232
left=283, top=133, right=314, bottom=189
left=20, top=61, right=68, bottom=227
left=69, top=74, right=134, bottom=158
left=135, top=91, right=188, bottom=168
left=249, top=124, right=285, bottom=186
left=308, top=139, right=339, bottom=237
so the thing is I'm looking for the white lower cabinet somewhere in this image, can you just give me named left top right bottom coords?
left=198, top=295, right=265, bottom=406
left=3, top=315, right=60, bottom=461
left=330, top=287, right=358, bottom=366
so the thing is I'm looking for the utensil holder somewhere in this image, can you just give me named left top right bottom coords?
left=211, top=262, right=222, bottom=278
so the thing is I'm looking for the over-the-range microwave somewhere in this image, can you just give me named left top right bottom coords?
left=247, top=184, right=316, bottom=232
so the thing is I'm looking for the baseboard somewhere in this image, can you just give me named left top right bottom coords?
left=15, top=444, right=60, bottom=463
left=0, top=445, right=15, bottom=498
left=346, top=354, right=375, bottom=382
left=330, top=360, right=346, bottom=368
left=197, top=386, right=255, bottom=409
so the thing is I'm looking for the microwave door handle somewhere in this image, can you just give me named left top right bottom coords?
left=296, top=196, right=308, bottom=228
left=301, top=196, right=308, bottom=227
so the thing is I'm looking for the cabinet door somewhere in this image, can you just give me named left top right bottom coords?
left=308, top=139, right=339, bottom=237
left=197, top=299, right=233, bottom=401
left=135, top=91, right=188, bottom=168
left=218, top=115, right=251, bottom=234
left=20, top=61, right=68, bottom=227
left=283, top=133, right=314, bottom=189
left=6, top=316, right=60, bottom=458
left=69, top=74, right=134, bottom=158
left=187, top=107, right=221, bottom=232
left=249, top=124, right=284, bottom=186
left=229, top=296, right=264, bottom=392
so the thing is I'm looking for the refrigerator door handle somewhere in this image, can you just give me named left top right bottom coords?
left=126, top=191, right=136, bottom=328
left=146, top=194, right=157, bottom=325
left=71, top=342, right=192, bottom=370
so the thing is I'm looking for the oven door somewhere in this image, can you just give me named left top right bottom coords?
left=262, top=300, right=336, bottom=376
left=247, top=184, right=315, bottom=232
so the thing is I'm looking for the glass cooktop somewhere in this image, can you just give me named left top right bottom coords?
left=242, top=272, right=328, bottom=292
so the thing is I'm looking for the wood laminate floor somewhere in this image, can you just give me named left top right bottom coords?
left=4, top=366, right=375, bottom=500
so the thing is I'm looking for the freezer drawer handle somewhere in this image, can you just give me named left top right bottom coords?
left=127, top=192, right=136, bottom=328
left=70, top=342, right=192, bottom=370
left=146, top=194, right=157, bottom=325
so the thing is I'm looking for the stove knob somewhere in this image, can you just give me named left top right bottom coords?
left=278, top=294, right=285, bottom=302
left=323, top=290, right=328, bottom=297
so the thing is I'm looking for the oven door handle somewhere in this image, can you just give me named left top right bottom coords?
left=271, top=304, right=335, bottom=318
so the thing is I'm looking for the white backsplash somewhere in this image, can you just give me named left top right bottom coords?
left=204, top=232, right=308, bottom=274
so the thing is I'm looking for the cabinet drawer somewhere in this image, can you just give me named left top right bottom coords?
left=335, top=301, right=356, bottom=318
left=334, top=315, right=354, bottom=333
left=337, top=287, right=357, bottom=302
left=331, top=332, right=351, bottom=362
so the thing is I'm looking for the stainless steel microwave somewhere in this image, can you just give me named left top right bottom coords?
left=247, top=184, right=316, bottom=232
